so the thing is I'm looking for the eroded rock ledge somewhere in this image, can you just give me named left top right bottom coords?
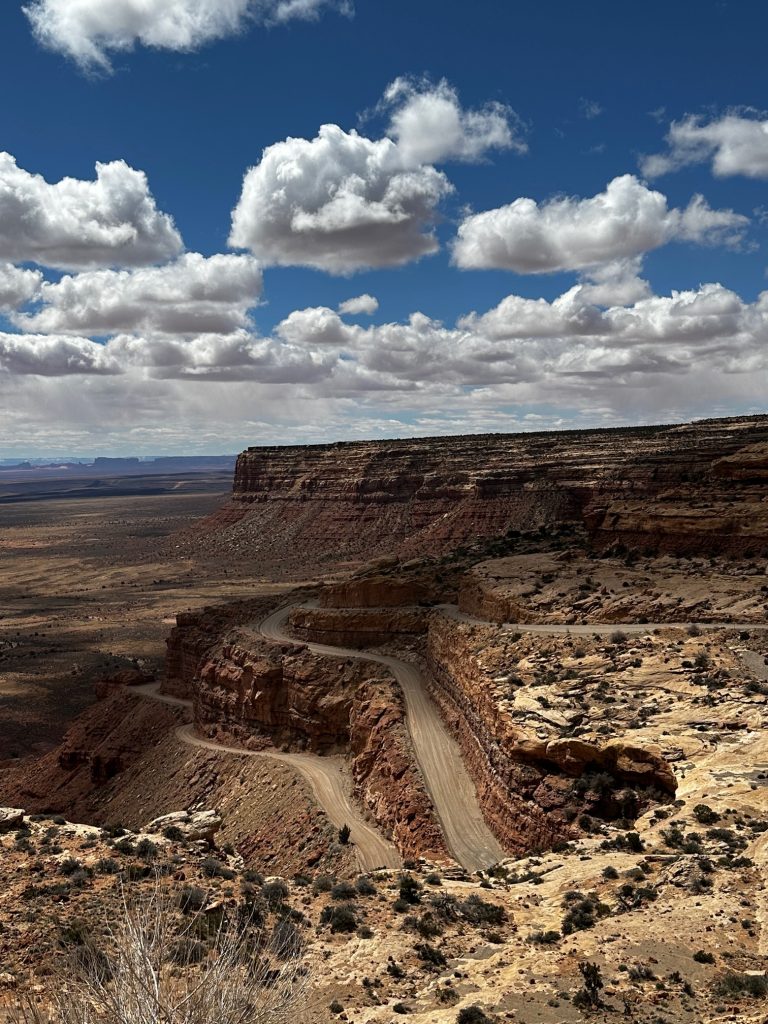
left=424, top=613, right=676, bottom=853
left=195, top=416, right=768, bottom=569
left=168, top=613, right=447, bottom=862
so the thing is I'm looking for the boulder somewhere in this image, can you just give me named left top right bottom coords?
left=0, top=808, right=25, bottom=832
left=145, top=809, right=222, bottom=843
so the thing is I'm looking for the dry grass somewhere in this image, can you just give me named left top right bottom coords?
left=4, top=883, right=308, bottom=1024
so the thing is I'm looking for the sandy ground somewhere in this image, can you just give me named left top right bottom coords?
left=0, top=489, right=297, bottom=757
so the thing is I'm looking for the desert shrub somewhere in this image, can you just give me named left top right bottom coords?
left=312, top=875, right=334, bottom=894
left=94, top=857, right=120, bottom=875
left=261, top=880, right=289, bottom=907
left=529, top=929, right=560, bottom=945
left=338, top=824, right=351, bottom=845
left=692, top=803, right=720, bottom=825
left=572, top=961, right=604, bottom=1009
left=459, top=895, right=505, bottom=926
left=399, top=873, right=422, bottom=905
left=179, top=885, right=207, bottom=914
left=112, top=838, right=135, bottom=856
left=58, top=858, right=84, bottom=877
left=320, top=903, right=358, bottom=934
left=136, top=838, right=158, bottom=861
left=693, top=950, right=715, bottom=964
left=331, top=881, right=357, bottom=901
left=713, top=971, right=768, bottom=998
left=355, top=876, right=376, bottom=896
left=561, top=892, right=610, bottom=934
left=602, top=866, right=619, bottom=880
left=600, top=831, right=644, bottom=853
left=162, top=825, right=185, bottom=841
left=457, top=1007, right=492, bottom=1024
left=429, top=893, right=459, bottom=922
left=415, top=942, right=446, bottom=968
left=202, top=857, right=235, bottom=881
left=414, top=913, right=443, bottom=939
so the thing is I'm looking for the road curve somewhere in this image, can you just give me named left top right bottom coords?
left=133, top=684, right=401, bottom=872
left=259, top=607, right=506, bottom=873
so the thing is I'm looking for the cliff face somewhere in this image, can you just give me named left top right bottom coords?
left=424, top=614, right=676, bottom=854
left=167, top=613, right=447, bottom=862
left=193, top=416, right=768, bottom=568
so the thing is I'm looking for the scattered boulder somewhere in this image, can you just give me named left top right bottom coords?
left=145, top=809, right=223, bottom=844
left=0, top=808, right=25, bottom=832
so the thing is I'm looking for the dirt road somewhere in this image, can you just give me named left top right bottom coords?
left=134, top=683, right=401, bottom=872
left=258, top=608, right=506, bottom=873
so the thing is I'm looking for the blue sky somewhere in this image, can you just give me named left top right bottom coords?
left=0, top=0, right=766, bottom=455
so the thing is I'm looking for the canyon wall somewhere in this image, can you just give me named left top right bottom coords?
left=424, top=612, right=676, bottom=854
left=191, top=416, right=768, bottom=568
left=166, top=610, right=447, bottom=862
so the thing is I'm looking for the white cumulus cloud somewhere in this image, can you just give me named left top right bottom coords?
left=0, top=264, right=43, bottom=311
left=0, top=333, right=120, bottom=376
left=451, top=174, right=748, bottom=273
left=0, top=153, right=182, bottom=271
left=338, top=293, right=378, bottom=315
left=230, top=79, right=523, bottom=273
left=24, top=0, right=349, bottom=73
left=383, top=77, right=524, bottom=166
left=16, top=253, right=263, bottom=336
left=642, top=112, right=768, bottom=179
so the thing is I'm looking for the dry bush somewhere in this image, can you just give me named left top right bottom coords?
left=5, top=883, right=307, bottom=1024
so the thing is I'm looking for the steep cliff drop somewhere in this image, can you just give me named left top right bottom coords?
left=183, top=416, right=768, bottom=571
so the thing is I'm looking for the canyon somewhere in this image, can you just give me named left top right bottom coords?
left=2, top=414, right=768, bottom=1024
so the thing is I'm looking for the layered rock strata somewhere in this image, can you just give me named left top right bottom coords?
left=289, top=606, right=428, bottom=647
left=424, top=612, right=676, bottom=853
left=186, top=626, right=447, bottom=861
left=205, top=416, right=768, bottom=566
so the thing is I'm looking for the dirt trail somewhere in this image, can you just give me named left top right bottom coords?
left=259, top=608, right=506, bottom=873
left=133, top=683, right=401, bottom=872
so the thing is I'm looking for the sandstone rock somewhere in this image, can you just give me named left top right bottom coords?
left=209, top=415, right=768, bottom=569
left=0, top=808, right=25, bottom=832
left=146, top=809, right=223, bottom=843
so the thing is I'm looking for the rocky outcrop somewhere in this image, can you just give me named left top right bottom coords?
left=146, top=808, right=223, bottom=844
left=289, top=606, right=428, bottom=647
left=0, top=808, right=25, bottom=833
left=188, top=416, right=768, bottom=568
left=425, top=612, right=675, bottom=853
left=320, top=577, right=431, bottom=608
left=0, top=691, right=183, bottom=812
left=194, top=630, right=447, bottom=861
left=164, top=596, right=292, bottom=699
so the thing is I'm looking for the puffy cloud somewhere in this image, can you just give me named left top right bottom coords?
left=579, top=98, right=603, bottom=120
left=16, top=253, right=262, bottom=336
left=229, top=79, right=522, bottom=273
left=0, top=333, right=120, bottom=376
left=229, top=125, right=451, bottom=273
left=642, top=112, right=768, bottom=179
left=0, top=154, right=182, bottom=271
left=383, top=77, right=524, bottom=166
left=452, top=174, right=748, bottom=273
left=277, top=306, right=350, bottom=347
left=24, top=0, right=349, bottom=73
left=338, top=293, right=378, bottom=315
left=0, top=264, right=43, bottom=311
left=108, top=331, right=335, bottom=382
